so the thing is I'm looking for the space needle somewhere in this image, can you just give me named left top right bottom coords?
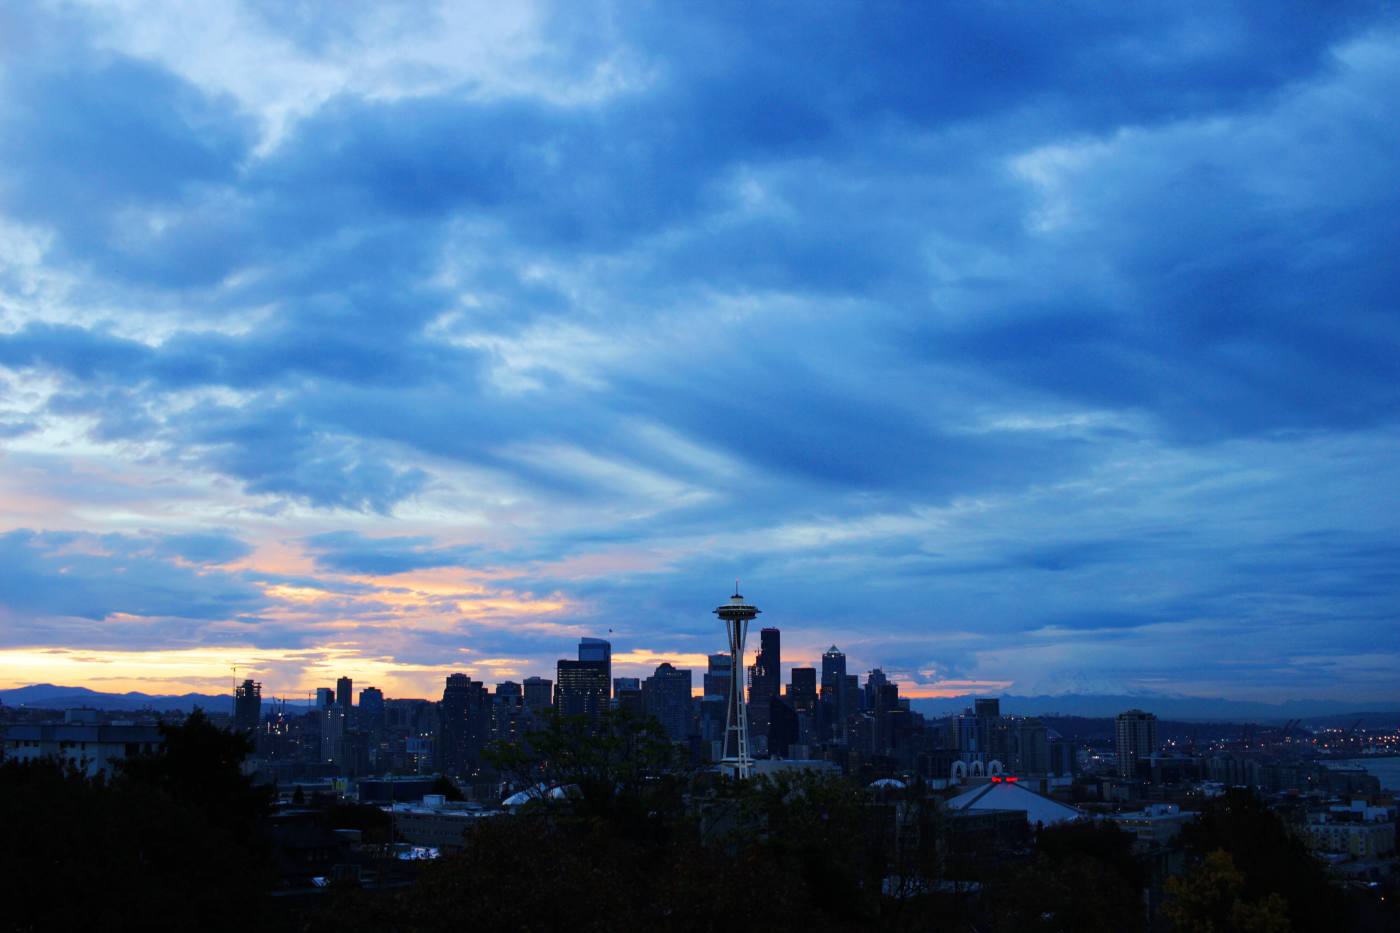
left=715, top=585, right=760, bottom=779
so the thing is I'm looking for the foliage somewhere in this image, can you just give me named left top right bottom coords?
left=1164, top=850, right=1291, bottom=933
left=486, top=706, right=692, bottom=834
left=982, top=821, right=1144, bottom=933
left=118, top=707, right=272, bottom=842
left=0, top=751, right=267, bottom=932
left=1176, top=789, right=1337, bottom=931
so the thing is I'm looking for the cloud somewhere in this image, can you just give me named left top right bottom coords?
left=0, top=3, right=1398, bottom=700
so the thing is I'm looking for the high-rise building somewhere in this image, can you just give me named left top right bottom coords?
left=522, top=676, right=553, bottom=711
left=358, top=686, right=385, bottom=739
left=336, top=676, right=353, bottom=711
left=234, top=679, right=261, bottom=733
left=578, top=638, right=612, bottom=702
left=555, top=660, right=609, bottom=725
left=975, top=697, right=1001, bottom=720
left=864, top=668, right=888, bottom=712
left=492, top=682, right=527, bottom=743
left=438, top=674, right=490, bottom=776
left=787, top=667, right=817, bottom=714
left=613, top=677, right=640, bottom=697
left=821, top=645, right=847, bottom=740
left=642, top=662, right=693, bottom=741
left=703, top=653, right=731, bottom=698
left=750, top=627, right=781, bottom=703
left=315, top=687, right=334, bottom=709
left=1115, top=709, right=1158, bottom=779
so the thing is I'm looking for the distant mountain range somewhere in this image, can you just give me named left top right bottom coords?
left=0, top=684, right=234, bottom=713
left=4, top=683, right=1398, bottom=725
left=910, top=693, right=1400, bottom=724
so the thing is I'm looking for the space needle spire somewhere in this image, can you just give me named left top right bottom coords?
left=714, top=585, right=760, bottom=779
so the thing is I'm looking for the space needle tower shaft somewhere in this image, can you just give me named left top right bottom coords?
left=715, top=586, right=760, bottom=779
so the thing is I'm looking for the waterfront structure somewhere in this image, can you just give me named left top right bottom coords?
left=1116, top=709, right=1159, bottom=779
left=715, top=588, right=760, bottom=778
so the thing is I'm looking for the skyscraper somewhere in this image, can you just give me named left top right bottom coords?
left=578, top=637, right=612, bottom=702
left=821, top=645, right=847, bottom=740
left=1115, top=709, right=1158, bottom=779
left=358, top=686, right=385, bottom=739
left=787, top=666, right=817, bottom=714
left=703, top=653, right=731, bottom=698
left=555, top=660, right=609, bottom=724
left=234, top=679, right=261, bottom=733
left=750, top=627, right=781, bottom=703
left=438, top=674, right=489, bottom=776
left=315, top=687, right=334, bottom=709
left=864, top=668, right=888, bottom=712
left=336, top=676, right=353, bottom=711
left=642, top=662, right=693, bottom=741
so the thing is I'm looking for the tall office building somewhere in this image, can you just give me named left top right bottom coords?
left=556, top=660, right=609, bottom=724
left=787, top=667, right=817, bottom=714
left=642, top=662, right=693, bottom=741
left=703, top=653, right=731, bottom=698
left=821, top=645, right=847, bottom=739
left=336, top=676, right=353, bottom=711
left=578, top=638, right=612, bottom=702
left=864, top=668, right=888, bottom=712
left=975, top=697, right=1001, bottom=720
left=613, top=677, right=640, bottom=697
left=1115, top=709, right=1158, bottom=779
left=522, top=676, right=553, bottom=711
left=358, top=686, right=385, bottom=739
left=315, top=687, right=334, bottom=709
left=438, top=674, right=490, bottom=776
left=234, top=679, right=261, bottom=733
left=750, top=627, right=781, bottom=703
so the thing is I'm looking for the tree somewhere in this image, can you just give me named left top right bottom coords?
left=1177, top=789, right=1337, bottom=931
left=1164, top=850, right=1290, bottom=933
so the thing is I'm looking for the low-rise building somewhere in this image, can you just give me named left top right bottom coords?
left=1, top=721, right=163, bottom=775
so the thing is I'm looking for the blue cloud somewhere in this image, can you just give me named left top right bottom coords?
left=1, top=2, right=1398, bottom=699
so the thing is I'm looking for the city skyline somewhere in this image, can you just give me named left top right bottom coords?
left=2, top=3, right=1399, bottom=705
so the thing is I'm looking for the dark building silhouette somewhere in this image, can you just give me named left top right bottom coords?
left=556, top=660, right=609, bottom=725
left=768, top=696, right=799, bottom=757
left=358, top=686, right=385, bottom=736
left=821, top=645, right=847, bottom=738
left=749, top=627, right=781, bottom=703
left=975, top=697, right=1001, bottom=720
left=336, top=676, right=353, bottom=712
left=703, top=653, right=731, bottom=698
left=787, top=666, right=817, bottom=713
left=522, top=676, right=553, bottom=711
left=234, top=679, right=261, bottom=733
left=438, top=673, right=490, bottom=776
left=578, top=638, right=612, bottom=703
left=642, top=662, right=693, bottom=741
left=315, top=687, right=334, bottom=709
left=1116, top=709, right=1159, bottom=779
left=864, top=669, right=890, bottom=712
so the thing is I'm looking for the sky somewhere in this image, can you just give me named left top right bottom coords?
left=1, top=1, right=1398, bottom=705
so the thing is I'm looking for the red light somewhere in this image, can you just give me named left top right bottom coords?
left=1006, top=776, right=1019, bottom=782
left=990, top=776, right=1002, bottom=782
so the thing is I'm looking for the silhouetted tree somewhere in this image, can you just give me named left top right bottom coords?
left=1177, top=789, right=1337, bottom=931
